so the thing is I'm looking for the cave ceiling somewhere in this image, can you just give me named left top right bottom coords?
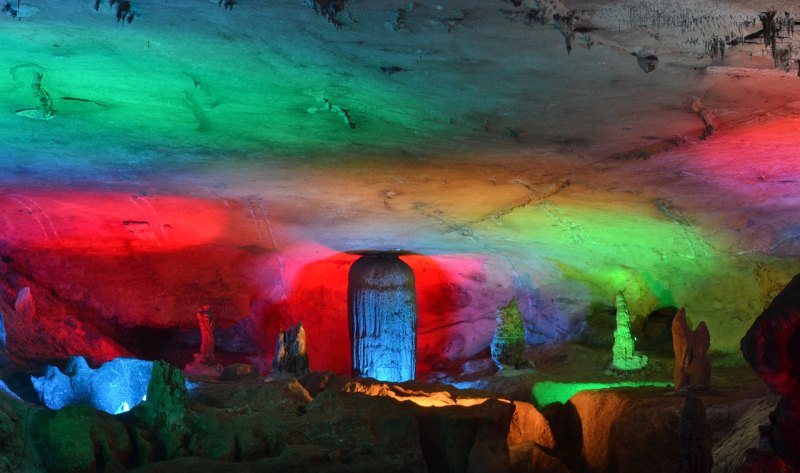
left=1, top=0, right=800, bottom=368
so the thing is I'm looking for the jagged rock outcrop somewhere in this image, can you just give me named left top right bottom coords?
left=0, top=280, right=130, bottom=370
left=491, top=298, right=530, bottom=370
left=611, top=292, right=648, bottom=371
left=348, top=254, right=417, bottom=382
left=271, top=322, right=309, bottom=378
left=741, top=273, right=800, bottom=468
left=129, top=361, right=191, bottom=461
left=133, top=360, right=188, bottom=430
left=30, top=356, right=153, bottom=414
left=672, top=308, right=711, bottom=392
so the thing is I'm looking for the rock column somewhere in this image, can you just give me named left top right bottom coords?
left=348, top=254, right=417, bottom=382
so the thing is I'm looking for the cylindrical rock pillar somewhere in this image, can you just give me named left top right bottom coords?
left=348, top=253, right=417, bottom=382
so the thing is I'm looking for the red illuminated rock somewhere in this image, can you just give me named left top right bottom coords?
left=13, top=287, right=35, bottom=320
left=0, top=278, right=130, bottom=369
left=184, top=306, right=223, bottom=378
left=672, top=308, right=711, bottom=392
left=741, top=273, right=800, bottom=467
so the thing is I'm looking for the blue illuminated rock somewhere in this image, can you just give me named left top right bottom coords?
left=31, top=356, right=153, bottom=414
left=348, top=253, right=417, bottom=382
left=0, top=305, right=8, bottom=370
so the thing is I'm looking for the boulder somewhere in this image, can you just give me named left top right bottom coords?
left=546, top=387, right=703, bottom=473
left=30, top=404, right=133, bottom=473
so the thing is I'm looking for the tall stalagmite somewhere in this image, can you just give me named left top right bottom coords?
left=612, top=292, right=649, bottom=371
left=348, top=253, right=417, bottom=382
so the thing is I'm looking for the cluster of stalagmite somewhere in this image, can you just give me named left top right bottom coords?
left=272, top=322, right=309, bottom=378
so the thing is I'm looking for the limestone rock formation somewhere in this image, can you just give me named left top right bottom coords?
left=271, top=322, right=309, bottom=378
left=132, top=360, right=189, bottom=431
left=184, top=305, right=223, bottom=377
left=679, top=394, right=713, bottom=473
left=547, top=387, right=702, bottom=473
left=14, top=287, right=35, bottom=320
left=348, top=253, right=417, bottom=382
left=741, top=273, right=800, bottom=468
left=0, top=305, right=8, bottom=370
left=672, top=308, right=711, bottom=392
left=30, top=356, right=153, bottom=414
left=611, top=292, right=648, bottom=371
left=633, top=50, right=659, bottom=73
left=491, top=298, right=530, bottom=370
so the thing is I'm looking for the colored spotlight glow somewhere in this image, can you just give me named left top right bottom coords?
left=531, top=381, right=673, bottom=407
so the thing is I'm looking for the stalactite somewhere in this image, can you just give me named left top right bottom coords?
left=348, top=253, right=417, bottom=382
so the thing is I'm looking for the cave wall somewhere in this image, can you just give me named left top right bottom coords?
left=1, top=187, right=797, bottom=374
